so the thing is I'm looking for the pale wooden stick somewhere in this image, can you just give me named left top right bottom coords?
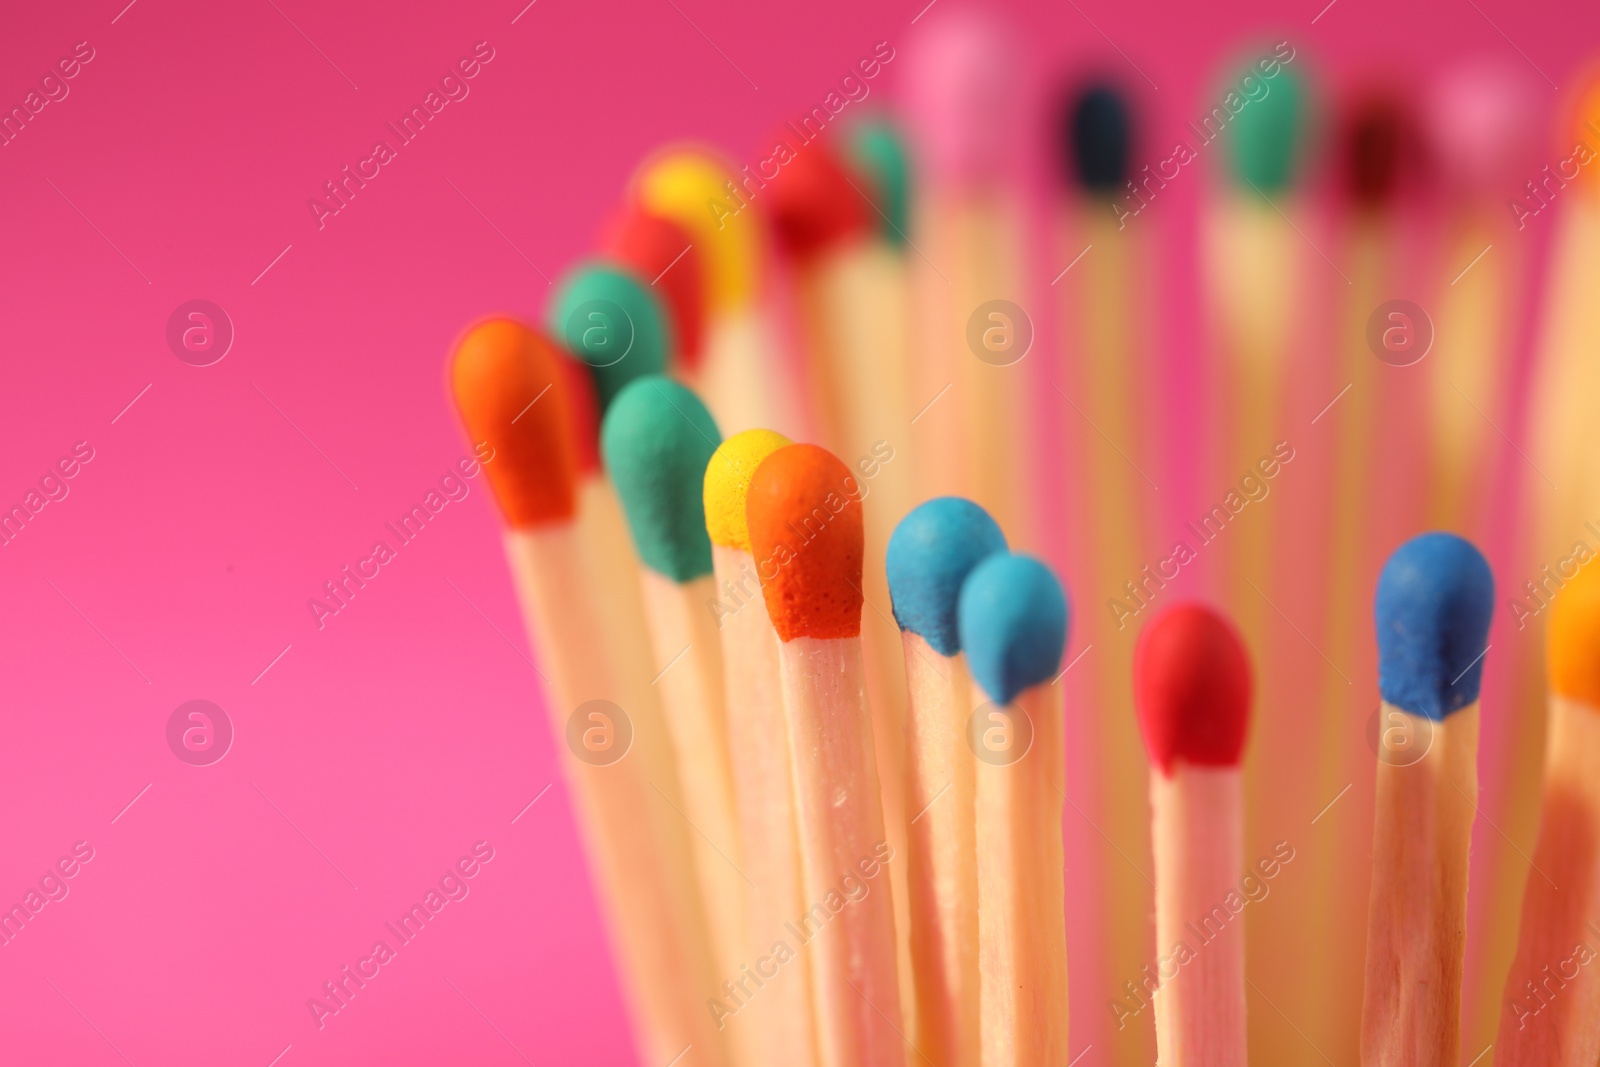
left=506, top=524, right=728, bottom=1067
left=712, top=543, right=819, bottom=1065
left=1494, top=695, right=1600, bottom=1063
left=902, top=631, right=980, bottom=1065
left=1150, top=766, right=1246, bottom=1064
left=1360, top=702, right=1479, bottom=1065
left=780, top=634, right=906, bottom=1067
left=975, top=681, right=1070, bottom=1066
left=638, top=569, right=748, bottom=986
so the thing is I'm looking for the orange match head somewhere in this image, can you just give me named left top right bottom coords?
left=1550, top=556, right=1600, bottom=707
left=1572, top=68, right=1600, bottom=195
left=745, top=443, right=864, bottom=642
left=449, top=317, right=576, bottom=528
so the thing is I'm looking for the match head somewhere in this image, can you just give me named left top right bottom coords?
left=448, top=318, right=575, bottom=528
left=1549, top=557, right=1600, bottom=709
left=1338, top=91, right=1424, bottom=210
left=555, top=351, right=600, bottom=477
left=1428, top=61, right=1538, bottom=200
left=634, top=147, right=759, bottom=312
left=905, top=13, right=1018, bottom=188
left=600, top=376, right=721, bottom=583
left=599, top=205, right=705, bottom=370
left=847, top=119, right=912, bottom=244
left=745, top=444, right=864, bottom=642
left=1134, top=603, right=1253, bottom=776
left=1226, top=60, right=1309, bottom=193
left=766, top=132, right=871, bottom=261
left=704, top=429, right=792, bottom=552
left=1060, top=82, right=1132, bottom=195
left=1375, top=532, right=1495, bottom=720
left=957, top=554, right=1069, bottom=706
left=1571, top=69, right=1600, bottom=195
left=548, top=263, right=670, bottom=413
left=886, top=498, right=1007, bottom=657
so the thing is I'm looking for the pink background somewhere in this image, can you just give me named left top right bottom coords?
left=1, top=0, right=1596, bottom=1062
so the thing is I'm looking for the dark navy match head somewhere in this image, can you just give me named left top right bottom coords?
left=887, top=498, right=1007, bottom=657
left=957, top=553, right=1069, bottom=705
left=1375, top=532, right=1494, bottom=720
left=1061, top=83, right=1132, bottom=194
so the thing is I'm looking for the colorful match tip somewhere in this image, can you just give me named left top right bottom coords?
left=847, top=119, right=912, bottom=244
left=704, top=429, right=792, bottom=552
left=554, top=352, right=600, bottom=477
left=1339, top=92, right=1423, bottom=209
left=905, top=14, right=1017, bottom=188
left=449, top=318, right=575, bottom=528
left=600, top=376, right=721, bottom=583
left=1549, top=557, right=1600, bottom=708
left=1428, top=61, right=1538, bottom=199
left=957, top=554, right=1069, bottom=706
left=1375, top=532, right=1495, bottom=720
left=745, top=444, right=865, bottom=642
left=1134, top=603, right=1252, bottom=776
left=766, top=132, right=871, bottom=260
left=548, top=263, right=671, bottom=413
left=886, top=498, right=1007, bottom=657
left=1570, top=70, right=1600, bottom=194
left=635, top=148, right=759, bottom=312
left=600, top=205, right=706, bottom=370
left=1061, top=82, right=1132, bottom=195
left=1226, top=60, right=1309, bottom=192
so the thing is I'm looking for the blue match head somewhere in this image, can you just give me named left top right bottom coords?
left=957, top=553, right=1070, bottom=705
left=1375, top=532, right=1495, bottom=720
left=887, top=498, right=1007, bottom=656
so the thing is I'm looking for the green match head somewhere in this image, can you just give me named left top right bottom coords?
left=549, top=263, right=672, bottom=412
left=600, top=375, right=721, bottom=582
left=1226, top=57, right=1310, bottom=193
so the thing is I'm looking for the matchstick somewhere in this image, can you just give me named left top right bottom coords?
left=746, top=443, right=905, bottom=1067
left=958, top=552, right=1071, bottom=1066
left=767, top=133, right=921, bottom=1025
left=1361, top=532, right=1494, bottom=1065
left=600, top=375, right=749, bottom=994
left=450, top=318, right=728, bottom=1067
left=886, top=497, right=1008, bottom=1065
left=1495, top=557, right=1600, bottom=1063
left=635, top=147, right=805, bottom=437
left=703, top=428, right=820, bottom=1065
left=1134, top=603, right=1253, bottom=1064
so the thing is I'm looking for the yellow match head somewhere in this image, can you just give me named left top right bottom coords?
left=635, top=147, right=759, bottom=313
left=703, top=429, right=791, bottom=552
left=1550, top=556, right=1600, bottom=707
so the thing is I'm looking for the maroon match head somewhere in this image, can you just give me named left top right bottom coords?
left=1134, top=602, right=1253, bottom=776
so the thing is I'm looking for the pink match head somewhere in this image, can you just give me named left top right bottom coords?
left=904, top=12, right=1020, bottom=190
left=1428, top=60, right=1539, bottom=201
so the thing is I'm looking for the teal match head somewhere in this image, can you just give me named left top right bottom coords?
left=600, top=375, right=721, bottom=582
left=1226, top=54, right=1309, bottom=192
left=549, top=263, right=672, bottom=412
left=1374, top=532, right=1495, bottom=721
left=887, top=498, right=1007, bottom=657
left=958, top=553, right=1070, bottom=705
left=848, top=119, right=911, bottom=243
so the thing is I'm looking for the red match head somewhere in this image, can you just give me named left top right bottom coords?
left=764, top=131, right=871, bottom=261
left=1134, top=603, right=1252, bottom=776
left=599, top=206, right=706, bottom=371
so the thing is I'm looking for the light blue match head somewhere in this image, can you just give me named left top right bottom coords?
left=1374, top=532, right=1495, bottom=721
left=887, top=498, right=1007, bottom=657
left=958, top=553, right=1070, bottom=705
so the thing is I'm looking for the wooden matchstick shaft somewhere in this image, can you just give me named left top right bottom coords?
left=975, top=682, right=1069, bottom=1066
left=902, top=632, right=981, bottom=1065
left=1150, top=766, right=1247, bottom=1065
left=780, top=635, right=905, bottom=1067
left=1361, top=701, right=1478, bottom=1066
left=506, top=525, right=728, bottom=1067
